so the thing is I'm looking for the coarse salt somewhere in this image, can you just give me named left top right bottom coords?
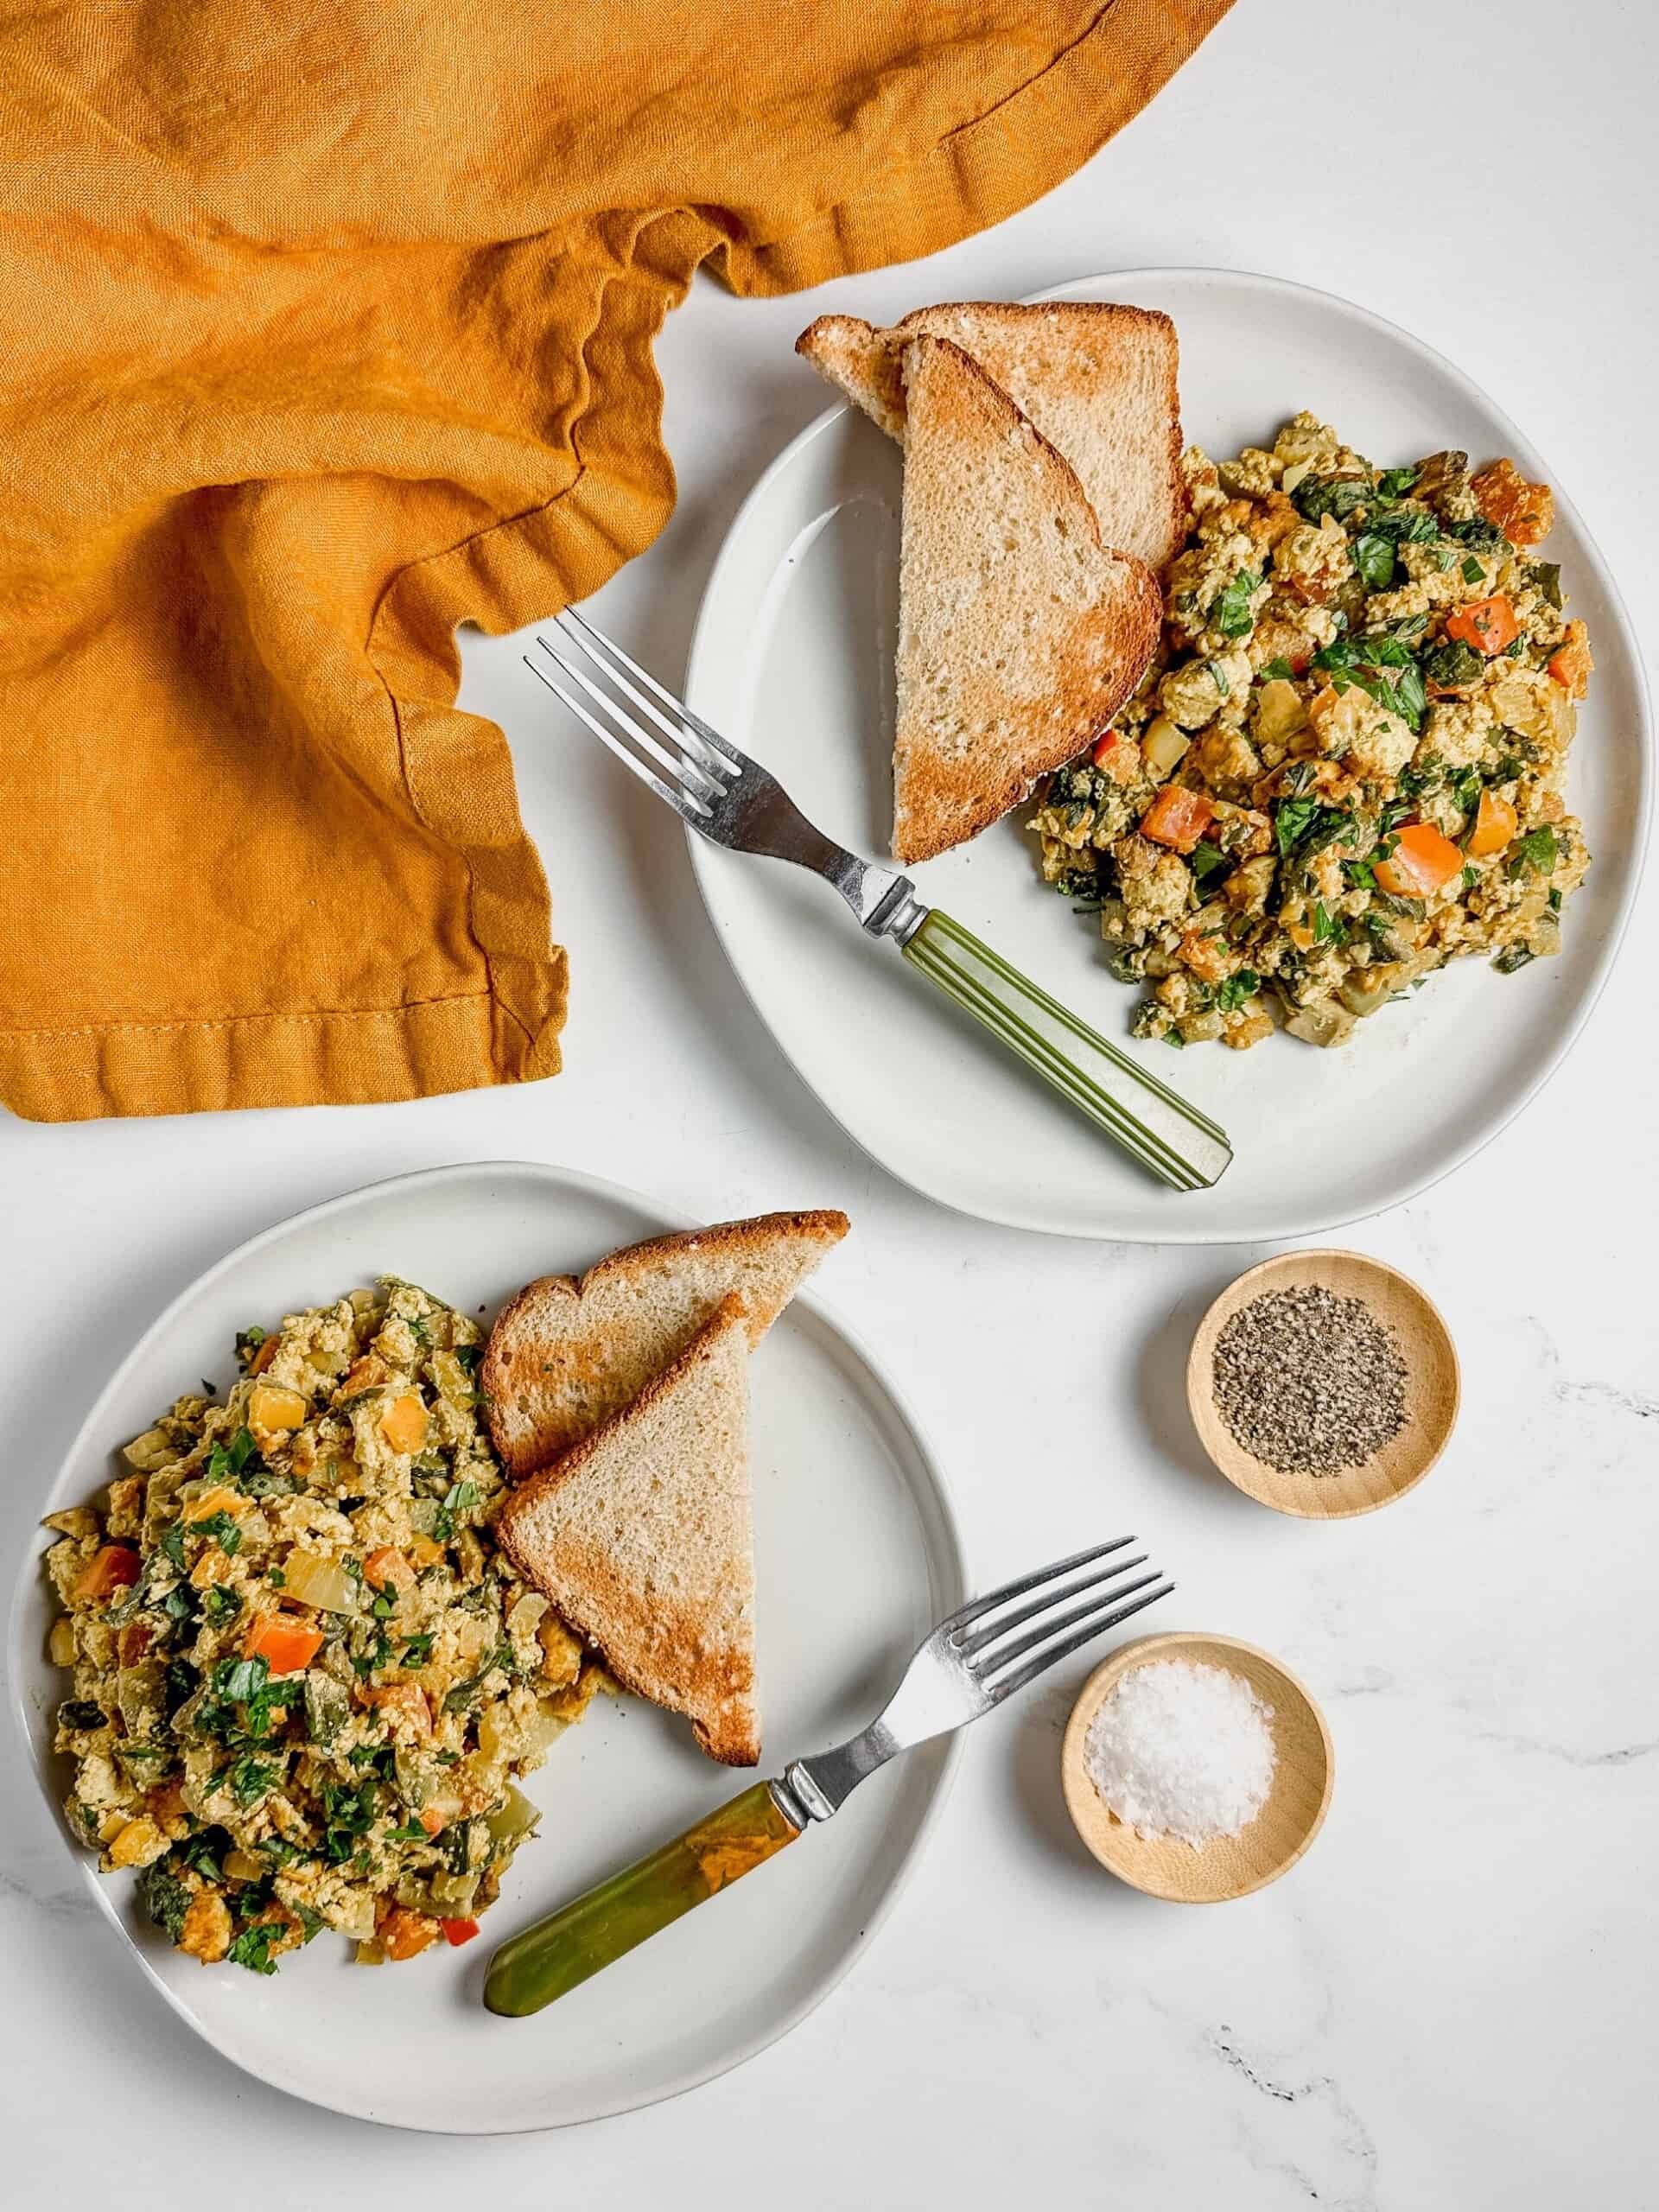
left=1084, top=1658, right=1276, bottom=1848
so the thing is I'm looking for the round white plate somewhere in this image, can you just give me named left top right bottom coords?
left=8, top=1161, right=966, bottom=2133
left=685, top=268, right=1651, bottom=1243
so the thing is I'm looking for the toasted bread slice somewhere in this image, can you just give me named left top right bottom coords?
left=482, top=1211, right=847, bottom=1478
left=496, top=1300, right=760, bottom=1764
left=892, top=335, right=1162, bottom=865
left=798, top=302, right=1184, bottom=571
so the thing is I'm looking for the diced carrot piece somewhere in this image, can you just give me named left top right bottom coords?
left=1548, top=620, right=1593, bottom=699
left=73, top=1545, right=141, bottom=1603
left=340, top=1354, right=389, bottom=1397
left=440, top=1917, right=480, bottom=1947
left=419, top=1806, right=447, bottom=1837
left=363, top=1546, right=416, bottom=1595
left=248, top=1333, right=280, bottom=1376
left=1140, top=785, right=1215, bottom=854
left=378, top=1394, right=428, bottom=1455
left=409, top=1535, right=447, bottom=1569
left=1376, top=823, right=1465, bottom=899
left=248, top=1383, right=307, bottom=1431
left=1090, top=731, right=1119, bottom=766
left=243, top=1615, right=324, bottom=1675
left=1471, top=460, right=1554, bottom=547
left=1444, top=596, right=1519, bottom=657
left=1466, top=791, right=1518, bottom=856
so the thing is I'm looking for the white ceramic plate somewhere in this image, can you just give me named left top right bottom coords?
left=8, top=1161, right=966, bottom=2133
left=685, top=269, right=1651, bottom=1242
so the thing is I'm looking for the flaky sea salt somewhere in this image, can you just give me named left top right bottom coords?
left=1084, top=1658, right=1276, bottom=1847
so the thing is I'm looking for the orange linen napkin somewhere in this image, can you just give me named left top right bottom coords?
left=0, top=1, right=1232, bottom=1121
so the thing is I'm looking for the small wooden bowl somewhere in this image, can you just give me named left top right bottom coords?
left=1187, top=1249, right=1459, bottom=1519
left=1062, top=1632, right=1333, bottom=1902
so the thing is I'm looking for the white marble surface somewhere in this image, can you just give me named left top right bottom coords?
left=3, top=2, right=1656, bottom=2202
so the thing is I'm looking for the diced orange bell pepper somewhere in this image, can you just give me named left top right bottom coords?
left=1547, top=620, right=1593, bottom=699
left=363, top=1545, right=416, bottom=1596
left=1444, top=596, right=1519, bottom=657
left=378, top=1906, right=441, bottom=1961
left=440, top=1916, right=480, bottom=1948
left=378, top=1394, right=429, bottom=1455
left=244, top=1615, right=324, bottom=1675
left=73, top=1545, right=141, bottom=1603
left=1470, top=459, right=1554, bottom=547
left=1090, top=731, right=1119, bottom=766
left=419, top=1806, right=448, bottom=1837
left=1376, top=823, right=1465, bottom=899
left=1466, top=791, right=1518, bottom=857
left=1140, top=785, right=1215, bottom=854
left=248, top=1333, right=280, bottom=1376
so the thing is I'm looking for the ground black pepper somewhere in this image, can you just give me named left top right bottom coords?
left=1211, top=1284, right=1408, bottom=1476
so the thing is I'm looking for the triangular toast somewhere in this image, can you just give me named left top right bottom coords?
left=798, top=300, right=1185, bottom=571
left=495, top=1300, right=760, bottom=1765
left=482, top=1211, right=846, bottom=1477
left=892, top=334, right=1162, bottom=864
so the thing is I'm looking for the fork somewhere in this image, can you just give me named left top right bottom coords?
left=526, top=611, right=1231, bottom=1192
left=484, top=1535, right=1173, bottom=2015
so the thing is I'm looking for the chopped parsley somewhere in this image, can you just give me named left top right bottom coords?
left=1190, top=841, right=1230, bottom=893
left=1208, top=569, right=1262, bottom=639
left=1461, top=556, right=1485, bottom=585
left=1508, top=825, right=1558, bottom=879
left=206, top=1427, right=260, bottom=1484
left=1351, top=531, right=1395, bottom=589
left=1255, top=656, right=1296, bottom=681
left=1311, top=899, right=1342, bottom=944
left=190, top=1510, right=242, bottom=1557
left=1311, top=632, right=1427, bottom=729
left=221, top=1751, right=278, bottom=1808
left=226, top=1921, right=284, bottom=1975
left=1422, top=638, right=1485, bottom=690
left=1215, top=970, right=1262, bottom=1014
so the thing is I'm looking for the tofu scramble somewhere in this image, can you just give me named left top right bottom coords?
left=1030, top=415, right=1592, bottom=1050
left=42, top=1280, right=609, bottom=1974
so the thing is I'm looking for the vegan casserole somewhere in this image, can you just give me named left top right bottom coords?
left=1031, top=413, right=1592, bottom=1049
left=42, top=1279, right=609, bottom=1973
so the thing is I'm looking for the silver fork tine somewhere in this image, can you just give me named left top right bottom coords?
left=955, top=1553, right=1148, bottom=1657
left=983, top=1581, right=1176, bottom=1706
left=976, top=1572, right=1166, bottom=1675
left=532, top=637, right=724, bottom=804
left=946, top=1535, right=1136, bottom=1636
left=558, top=606, right=742, bottom=773
left=550, top=616, right=731, bottom=785
left=522, top=657, right=706, bottom=821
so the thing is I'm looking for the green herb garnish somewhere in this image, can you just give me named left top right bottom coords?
left=1508, top=825, right=1558, bottom=878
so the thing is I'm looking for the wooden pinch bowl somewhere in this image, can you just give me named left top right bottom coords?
left=1062, top=1632, right=1334, bottom=1903
left=1187, top=1249, right=1459, bottom=1519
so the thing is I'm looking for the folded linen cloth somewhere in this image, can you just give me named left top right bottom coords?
left=0, top=0, right=1231, bottom=1120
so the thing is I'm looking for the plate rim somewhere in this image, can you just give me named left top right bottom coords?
left=6, top=1157, right=969, bottom=2134
left=684, top=264, right=1654, bottom=1244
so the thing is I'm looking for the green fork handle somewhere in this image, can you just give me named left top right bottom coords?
left=483, top=1782, right=800, bottom=2017
left=899, top=907, right=1233, bottom=1191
